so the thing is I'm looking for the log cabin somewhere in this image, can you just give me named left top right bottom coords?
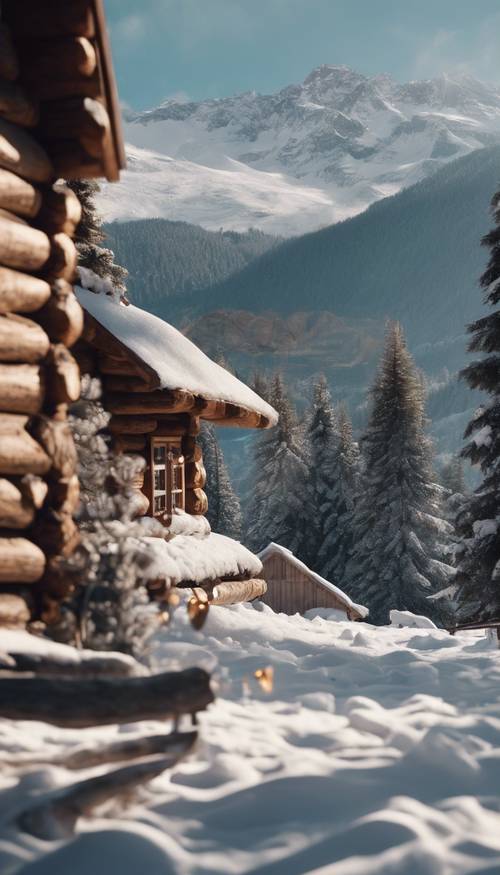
left=259, top=543, right=368, bottom=620
left=73, top=279, right=278, bottom=609
left=0, top=0, right=125, bottom=628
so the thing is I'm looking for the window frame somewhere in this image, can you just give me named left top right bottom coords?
left=149, top=436, right=185, bottom=519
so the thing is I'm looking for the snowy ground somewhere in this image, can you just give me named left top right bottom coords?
left=1, top=605, right=500, bottom=874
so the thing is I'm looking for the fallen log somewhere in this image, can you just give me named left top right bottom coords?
left=35, top=280, right=83, bottom=347
left=0, top=80, right=38, bottom=128
left=0, top=364, right=44, bottom=414
left=0, top=268, right=50, bottom=314
left=0, top=119, right=53, bottom=183
left=0, top=169, right=41, bottom=218
left=0, top=535, right=45, bottom=583
left=0, top=666, right=214, bottom=727
left=0, top=23, right=19, bottom=81
left=0, top=212, right=51, bottom=271
left=210, top=578, right=267, bottom=606
left=0, top=313, right=50, bottom=363
left=35, top=184, right=82, bottom=236
left=0, top=415, right=51, bottom=475
left=17, top=752, right=193, bottom=841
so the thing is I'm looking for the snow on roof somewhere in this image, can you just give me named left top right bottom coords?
left=142, top=532, right=263, bottom=586
left=258, top=542, right=369, bottom=618
left=75, top=287, right=278, bottom=424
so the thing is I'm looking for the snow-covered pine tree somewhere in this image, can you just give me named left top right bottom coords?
left=309, top=385, right=359, bottom=583
left=199, top=422, right=242, bottom=540
left=250, top=370, right=270, bottom=403
left=441, top=455, right=466, bottom=496
left=67, top=179, right=128, bottom=299
left=455, top=188, right=500, bottom=620
left=56, top=376, right=165, bottom=657
left=245, top=374, right=312, bottom=561
left=344, top=323, right=453, bottom=624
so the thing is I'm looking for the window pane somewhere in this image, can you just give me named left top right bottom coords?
left=154, top=445, right=166, bottom=463
left=154, top=469, right=166, bottom=491
left=154, top=494, right=166, bottom=512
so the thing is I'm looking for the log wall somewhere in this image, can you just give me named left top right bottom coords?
left=0, top=5, right=123, bottom=628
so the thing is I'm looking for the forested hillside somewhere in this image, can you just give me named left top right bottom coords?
left=184, top=146, right=499, bottom=348
left=103, top=219, right=278, bottom=306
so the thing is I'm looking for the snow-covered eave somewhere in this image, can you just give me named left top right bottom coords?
left=259, top=542, right=369, bottom=618
left=75, top=286, right=278, bottom=428
left=142, top=532, right=263, bottom=587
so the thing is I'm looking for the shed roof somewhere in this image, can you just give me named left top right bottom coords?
left=259, top=542, right=369, bottom=619
left=76, top=287, right=278, bottom=425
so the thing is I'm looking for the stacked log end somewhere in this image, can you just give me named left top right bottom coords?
left=0, top=13, right=92, bottom=627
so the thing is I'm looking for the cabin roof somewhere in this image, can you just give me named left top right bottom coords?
left=259, top=542, right=369, bottom=618
left=76, top=287, right=278, bottom=425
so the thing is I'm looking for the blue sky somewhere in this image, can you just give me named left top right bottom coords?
left=104, top=0, right=500, bottom=110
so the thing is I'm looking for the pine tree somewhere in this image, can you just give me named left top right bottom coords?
left=68, top=179, right=128, bottom=297
left=441, top=455, right=466, bottom=496
left=344, top=323, right=453, bottom=624
left=245, top=374, right=312, bottom=561
left=455, top=188, right=500, bottom=620
left=250, top=370, right=270, bottom=403
left=199, top=422, right=242, bottom=540
left=309, top=387, right=359, bottom=583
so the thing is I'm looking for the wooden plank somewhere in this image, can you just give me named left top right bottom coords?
left=0, top=119, right=54, bottom=183
left=0, top=213, right=50, bottom=271
left=91, top=0, right=127, bottom=179
left=0, top=169, right=41, bottom=218
left=0, top=313, right=49, bottom=363
left=0, top=535, right=45, bottom=583
left=0, top=268, right=50, bottom=314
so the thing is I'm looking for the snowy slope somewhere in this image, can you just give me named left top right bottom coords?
left=2, top=606, right=500, bottom=874
left=99, top=66, right=500, bottom=234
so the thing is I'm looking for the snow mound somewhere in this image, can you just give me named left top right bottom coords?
left=390, top=610, right=438, bottom=629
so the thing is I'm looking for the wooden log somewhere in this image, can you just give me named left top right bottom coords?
left=0, top=474, right=47, bottom=528
left=185, top=488, right=208, bottom=516
left=0, top=169, right=41, bottom=218
left=32, top=509, right=79, bottom=557
left=44, top=140, right=102, bottom=180
left=113, top=434, right=147, bottom=454
left=19, top=474, right=48, bottom=509
left=0, top=592, right=30, bottom=627
left=104, top=374, right=160, bottom=393
left=0, top=80, right=38, bottom=127
left=39, top=97, right=110, bottom=147
left=0, top=313, right=49, bottom=363
left=26, top=72, right=102, bottom=102
left=1, top=0, right=95, bottom=39
left=43, top=233, right=78, bottom=282
left=0, top=119, right=53, bottom=183
left=108, top=416, right=158, bottom=435
left=44, top=345, right=80, bottom=406
left=200, top=400, right=227, bottom=420
left=0, top=364, right=44, bottom=414
left=105, top=390, right=196, bottom=416
left=0, top=268, right=50, bottom=314
left=17, top=36, right=97, bottom=80
left=0, top=213, right=50, bottom=271
left=0, top=23, right=19, bottom=81
left=18, top=752, right=195, bottom=841
left=35, top=184, right=82, bottom=236
left=35, top=280, right=83, bottom=346
left=182, top=438, right=203, bottom=464
left=0, top=666, right=214, bottom=727
left=49, top=475, right=80, bottom=514
left=0, top=535, right=45, bottom=582
left=30, top=417, right=77, bottom=479
left=0, top=414, right=51, bottom=475
left=210, top=578, right=267, bottom=606
left=150, top=414, right=191, bottom=437
left=185, top=461, right=207, bottom=489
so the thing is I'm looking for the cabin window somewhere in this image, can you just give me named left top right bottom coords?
left=150, top=438, right=185, bottom=517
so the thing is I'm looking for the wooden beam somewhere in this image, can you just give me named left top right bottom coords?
left=0, top=119, right=54, bottom=183
left=0, top=414, right=51, bottom=476
left=210, top=578, right=267, bottom=606
left=0, top=666, right=214, bottom=726
left=0, top=169, right=41, bottom=218
left=0, top=364, right=44, bottom=415
left=0, top=268, right=50, bottom=314
left=0, top=313, right=49, bottom=363
left=0, top=212, right=50, bottom=271
left=1, top=0, right=95, bottom=39
left=105, top=390, right=196, bottom=416
left=0, top=535, right=45, bottom=583
left=0, top=80, right=38, bottom=128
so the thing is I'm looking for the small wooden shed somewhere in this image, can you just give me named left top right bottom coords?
left=73, top=284, right=278, bottom=606
left=259, top=543, right=368, bottom=620
left=0, top=0, right=125, bottom=628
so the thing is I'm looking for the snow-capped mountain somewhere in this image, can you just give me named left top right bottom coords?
left=100, top=66, right=500, bottom=235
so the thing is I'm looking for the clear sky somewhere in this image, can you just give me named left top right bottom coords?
left=104, top=0, right=500, bottom=111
